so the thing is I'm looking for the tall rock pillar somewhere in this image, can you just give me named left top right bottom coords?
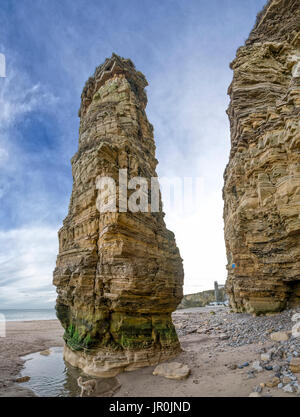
left=53, top=54, right=184, bottom=376
left=223, top=0, right=300, bottom=314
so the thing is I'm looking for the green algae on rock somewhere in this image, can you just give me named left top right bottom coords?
left=53, top=54, right=184, bottom=377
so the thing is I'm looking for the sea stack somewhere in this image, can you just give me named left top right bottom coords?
left=53, top=54, right=184, bottom=376
left=223, top=0, right=300, bottom=314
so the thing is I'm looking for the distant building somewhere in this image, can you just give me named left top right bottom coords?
left=214, top=281, right=226, bottom=302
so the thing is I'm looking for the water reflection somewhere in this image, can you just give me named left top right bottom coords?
left=19, top=347, right=120, bottom=397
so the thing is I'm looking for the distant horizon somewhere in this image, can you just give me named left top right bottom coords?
left=0, top=285, right=222, bottom=310
left=0, top=307, right=55, bottom=310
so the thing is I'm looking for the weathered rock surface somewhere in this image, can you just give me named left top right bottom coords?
left=270, top=331, right=290, bottom=342
left=290, top=358, right=300, bottom=373
left=292, top=321, right=300, bottom=338
left=53, top=54, right=184, bottom=377
left=249, top=392, right=262, bottom=397
left=223, top=0, right=300, bottom=314
left=153, top=362, right=190, bottom=380
left=292, top=313, right=300, bottom=322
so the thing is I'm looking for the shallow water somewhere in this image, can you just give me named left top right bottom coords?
left=19, top=347, right=120, bottom=397
left=0, top=309, right=56, bottom=322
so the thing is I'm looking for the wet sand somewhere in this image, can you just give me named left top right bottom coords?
left=0, top=309, right=298, bottom=397
left=0, top=320, right=64, bottom=396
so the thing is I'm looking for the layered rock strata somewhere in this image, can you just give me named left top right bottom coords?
left=223, top=0, right=300, bottom=314
left=53, top=54, right=184, bottom=376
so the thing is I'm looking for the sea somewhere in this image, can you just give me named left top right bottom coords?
left=0, top=309, right=56, bottom=322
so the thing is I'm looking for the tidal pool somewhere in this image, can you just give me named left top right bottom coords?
left=19, top=347, right=120, bottom=397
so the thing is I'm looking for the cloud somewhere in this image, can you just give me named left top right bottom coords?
left=145, top=40, right=231, bottom=294
left=0, top=147, right=8, bottom=167
left=0, top=226, right=58, bottom=308
left=0, top=69, right=57, bottom=127
left=0, top=65, right=58, bottom=170
left=161, top=178, right=227, bottom=294
left=0, top=53, right=68, bottom=233
left=0, top=0, right=267, bottom=307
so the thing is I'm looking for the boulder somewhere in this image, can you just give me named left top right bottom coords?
left=292, top=322, right=300, bottom=338
left=266, top=377, right=280, bottom=388
left=252, top=361, right=263, bottom=373
left=283, top=384, right=295, bottom=393
left=291, top=313, right=300, bottom=323
left=290, top=358, right=300, bottom=373
left=153, top=362, right=190, bottom=380
left=270, top=332, right=289, bottom=342
left=261, top=353, right=271, bottom=362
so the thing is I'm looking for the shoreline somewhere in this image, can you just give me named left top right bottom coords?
left=0, top=310, right=299, bottom=397
left=4, top=319, right=57, bottom=323
left=0, top=320, right=64, bottom=397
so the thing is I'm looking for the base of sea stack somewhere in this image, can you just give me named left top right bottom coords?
left=227, top=278, right=300, bottom=315
left=63, top=343, right=182, bottom=378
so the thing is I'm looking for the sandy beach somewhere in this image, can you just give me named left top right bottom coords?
left=0, top=307, right=299, bottom=397
left=0, top=320, right=64, bottom=397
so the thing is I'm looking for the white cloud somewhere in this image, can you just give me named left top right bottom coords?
left=0, top=226, right=58, bottom=308
left=162, top=181, right=227, bottom=294
left=0, top=73, right=57, bottom=128
left=0, top=147, right=8, bottom=167
left=146, top=49, right=230, bottom=293
left=0, top=65, right=58, bottom=170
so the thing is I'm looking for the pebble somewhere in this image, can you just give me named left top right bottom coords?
left=15, top=376, right=30, bottom=383
left=172, top=306, right=300, bottom=396
left=174, top=307, right=298, bottom=348
left=283, top=384, right=295, bottom=393
left=219, top=333, right=229, bottom=340
left=252, top=361, right=263, bottom=372
left=249, top=392, right=262, bottom=397
left=261, top=353, right=271, bottom=361
left=266, top=377, right=280, bottom=388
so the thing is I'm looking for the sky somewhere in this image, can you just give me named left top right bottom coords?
left=0, top=0, right=267, bottom=309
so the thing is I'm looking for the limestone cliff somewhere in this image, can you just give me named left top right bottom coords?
left=53, top=54, right=184, bottom=376
left=223, top=0, right=300, bottom=314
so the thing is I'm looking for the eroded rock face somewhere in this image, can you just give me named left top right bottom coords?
left=53, top=54, right=184, bottom=376
left=223, top=0, right=300, bottom=314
